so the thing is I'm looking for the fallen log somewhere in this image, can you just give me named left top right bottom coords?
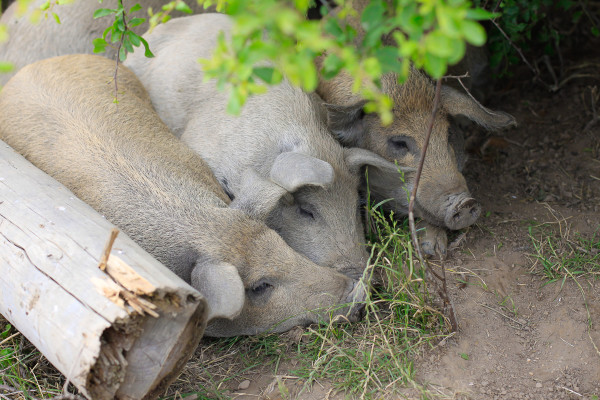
left=0, top=140, right=208, bottom=399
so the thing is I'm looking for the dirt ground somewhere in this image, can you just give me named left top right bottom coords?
left=416, top=75, right=600, bottom=399
left=182, top=56, right=600, bottom=400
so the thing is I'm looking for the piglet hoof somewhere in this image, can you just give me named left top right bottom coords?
left=344, top=279, right=367, bottom=323
left=417, top=222, right=448, bottom=260
left=445, top=196, right=481, bottom=230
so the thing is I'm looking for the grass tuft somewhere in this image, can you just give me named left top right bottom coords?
left=0, top=319, right=65, bottom=400
left=528, top=223, right=600, bottom=286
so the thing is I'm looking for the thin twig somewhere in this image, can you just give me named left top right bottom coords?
left=489, top=18, right=536, bottom=75
left=407, top=79, right=458, bottom=331
left=408, top=79, right=442, bottom=265
left=0, top=385, right=19, bottom=393
left=559, top=386, right=583, bottom=397
left=0, top=385, right=40, bottom=400
left=0, top=332, right=20, bottom=346
left=584, top=86, right=599, bottom=132
left=112, top=0, right=127, bottom=101
left=476, top=303, right=526, bottom=329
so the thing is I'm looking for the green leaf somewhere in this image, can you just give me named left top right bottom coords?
left=446, top=39, right=466, bottom=65
left=363, top=57, right=381, bottom=79
left=139, top=36, right=155, bottom=58
left=298, top=57, right=317, bottom=91
left=129, top=3, right=142, bottom=13
left=424, top=53, right=446, bottom=78
left=294, top=0, right=311, bottom=13
left=93, top=8, right=116, bottom=19
left=253, top=67, right=276, bottom=84
left=227, top=87, right=244, bottom=115
left=175, top=1, right=193, bottom=14
left=123, top=36, right=134, bottom=53
left=461, top=20, right=486, bottom=46
left=40, top=0, right=50, bottom=11
left=466, top=8, right=499, bottom=21
left=52, top=12, right=60, bottom=24
left=92, top=38, right=108, bottom=53
left=323, top=18, right=343, bottom=40
left=375, top=46, right=401, bottom=73
left=592, top=26, right=600, bottom=37
left=1, top=324, right=11, bottom=339
left=102, top=25, right=113, bottom=40
left=111, top=28, right=123, bottom=44
left=127, top=31, right=141, bottom=46
left=361, top=25, right=386, bottom=49
left=322, top=53, right=344, bottom=80
left=119, top=45, right=127, bottom=62
left=361, top=0, right=385, bottom=31
left=0, top=61, right=13, bottom=73
left=425, top=31, right=454, bottom=58
left=128, top=17, right=145, bottom=27
left=116, top=15, right=125, bottom=31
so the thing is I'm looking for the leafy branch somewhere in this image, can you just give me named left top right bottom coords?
left=92, top=1, right=153, bottom=62
left=197, top=0, right=497, bottom=123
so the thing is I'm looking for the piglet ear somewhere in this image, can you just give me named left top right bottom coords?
left=230, top=153, right=333, bottom=220
left=230, top=168, right=289, bottom=220
left=191, top=259, right=244, bottom=321
left=324, top=100, right=368, bottom=147
left=441, top=85, right=517, bottom=130
left=270, top=152, right=334, bottom=192
left=344, top=147, right=415, bottom=176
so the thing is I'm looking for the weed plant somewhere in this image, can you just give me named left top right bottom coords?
left=528, top=223, right=600, bottom=286
left=0, top=320, right=64, bottom=399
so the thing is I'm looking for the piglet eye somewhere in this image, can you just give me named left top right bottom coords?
left=392, top=139, right=408, bottom=151
left=297, top=206, right=315, bottom=219
left=249, top=280, right=274, bottom=296
left=388, top=136, right=416, bottom=158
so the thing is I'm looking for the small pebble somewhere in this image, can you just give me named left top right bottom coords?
left=238, top=380, right=250, bottom=390
left=536, top=382, right=542, bottom=388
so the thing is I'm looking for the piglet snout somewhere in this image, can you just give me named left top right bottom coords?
left=444, top=195, right=481, bottom=230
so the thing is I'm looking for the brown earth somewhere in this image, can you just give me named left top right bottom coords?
left=412, top=73, right=600, bottom=400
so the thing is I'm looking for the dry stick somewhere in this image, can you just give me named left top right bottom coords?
left=0, top=385, right=40, bottom=400
left=407, top=79, right=440, bottom=267
left=584, top=86, right=599, bottom=132
left=489, top=19, right=536, bottom=76
left=98, top=227, right=120, bottom=271
left=407, top=79, right=458, bottom=331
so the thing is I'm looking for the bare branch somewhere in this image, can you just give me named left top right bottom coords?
left=489, top=18, right=536, bottom=75
left=408, top=78, right=458, bottom=331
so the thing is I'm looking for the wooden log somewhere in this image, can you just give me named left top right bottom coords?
left=0, top=140, right=208, bottom=399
